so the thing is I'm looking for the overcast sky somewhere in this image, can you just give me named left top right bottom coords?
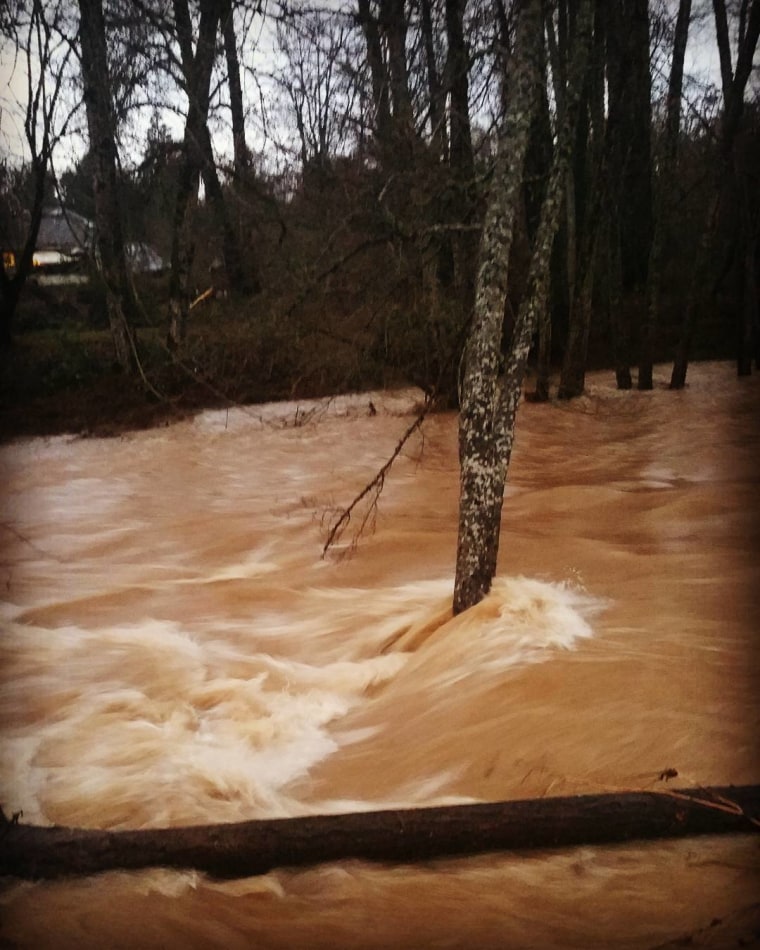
left=0, top=4, right=734, bottom=179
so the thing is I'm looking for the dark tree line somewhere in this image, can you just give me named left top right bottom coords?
left=1, top=0, right=758, bottom=609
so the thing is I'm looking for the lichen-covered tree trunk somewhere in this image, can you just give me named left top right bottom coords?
left=453, top=0, right=592, bottom=613
left=452, top=0, right=543, bottom=615
left=499, top=0, right=594, bottom=453
left=78, top=0, right=137, bottom=373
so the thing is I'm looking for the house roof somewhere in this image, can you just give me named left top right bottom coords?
left=4, top=206, right=166, bottom=274
left=36, top=207, right=93, bottom=254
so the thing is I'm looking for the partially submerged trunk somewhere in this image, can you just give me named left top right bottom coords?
left=454, top=0, right=593, bottom=615
left=453, top=0, right=543, bottom=615
left=501, top=0, right=593, bottom=472
left=3, top=785, right=758, bottom=881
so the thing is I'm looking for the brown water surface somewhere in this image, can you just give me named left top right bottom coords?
left=1, top=362, right=759, bottom=948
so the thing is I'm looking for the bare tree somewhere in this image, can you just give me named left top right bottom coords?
left=221, top=0, right=249, bottom=178
left=166, top=0, right=223, bottom=349
left=0, top=0, right=74, bottom=346
left=275, top=10, right=359, bottom=174
left=78, top=0, right=139, bottom=373
left=641, top=0, right=692, bottom=390
left=557, top=0, right=607, bottom=400
left=670, top=0, right=760, bottom=387
left=606, top=0, right=653, bottom=390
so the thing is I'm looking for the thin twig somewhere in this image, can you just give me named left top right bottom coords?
left=321, top=394, right=434, bottom=558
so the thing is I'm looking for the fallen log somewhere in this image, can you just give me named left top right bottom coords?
left=1, top=784, right=758, bottom=881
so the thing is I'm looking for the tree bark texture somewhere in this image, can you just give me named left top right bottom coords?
left=737, top=234, right=758, bottom=374
left=420, top=0, right=447, bottom=161
left=557, top=0, right=606, bottom=399
left=78, top=0, right=137, bottom=372
left=199, top=124, right=249, bottom=294
left=2, top=785, right=758, bottom=882
left=604, top=0, right=652, bottom=390
left=221, top=0, right=249, bottom=177
left=357, top=0, right=392, bottom=150
left=167, top=0, right=223, bottom=349
left=453, top=0, right=543, bottom=615
left=505, top=0, right=593, bottom=433
left=445, top=0, right=477, bottom=303
left=642, top=0, right=691, bottom=390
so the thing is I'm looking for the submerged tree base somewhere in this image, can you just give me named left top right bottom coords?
left=2, top=785, right=758, bottom=881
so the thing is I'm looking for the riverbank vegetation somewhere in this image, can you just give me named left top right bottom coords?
left=1, top=0, right=758, bottom=448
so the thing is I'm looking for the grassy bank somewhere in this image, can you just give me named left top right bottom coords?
left=0, top=291, right=373, bottom=441
left=1, top=275, right=740, bottom=443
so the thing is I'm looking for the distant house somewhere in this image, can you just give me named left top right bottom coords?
left=35, top=207, right=93, bottom=264
left=1, top=207, right=166, bottom=284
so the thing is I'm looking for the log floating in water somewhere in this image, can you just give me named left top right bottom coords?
left=1, top=784, right=758, bottom=881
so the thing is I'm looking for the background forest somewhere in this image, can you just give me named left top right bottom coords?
left=0, top=0, right=758, bottom=439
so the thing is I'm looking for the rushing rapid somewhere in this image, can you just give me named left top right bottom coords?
left=1, top=362, right=759, bottom=948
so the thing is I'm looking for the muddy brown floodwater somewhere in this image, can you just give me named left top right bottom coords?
left=1, top=361, right=759, bottom=949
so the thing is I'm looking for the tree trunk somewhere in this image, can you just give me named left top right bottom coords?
left=445, top=0, right=477, bottom=304
left=382, top=0, right=413, bottom=143
left=558, top=266, right=595, bottom=398
left=453, top=0, right=543, bottom=615
left=737, top=233, right=758, bottom=375
left=0, top=153, right=48, bottom=348
left=221, top=0, right=249, bottom=178
left=3, top=785, right=758, bottom=881
left=420, top=0, right=447, bottom=161
left=166, top=0, right=222, bottom=349
left=557, top=0, right=605, bottom=400
left=357, top=0, right=392, bottom=149
left=199, top=125, right=250, bottom=294
left=0, top=277, right=22, bottom=347
left=643, top=0, right=691, bottom=390
left=500, top=0, right=594, bottom=451
left=605, top=0, right=652, bottom=390
left=670, top=0, right=760, bottom=387
left=607, top=217, right=630, bottom=389
left=78, top=0, right=137, bottom=373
